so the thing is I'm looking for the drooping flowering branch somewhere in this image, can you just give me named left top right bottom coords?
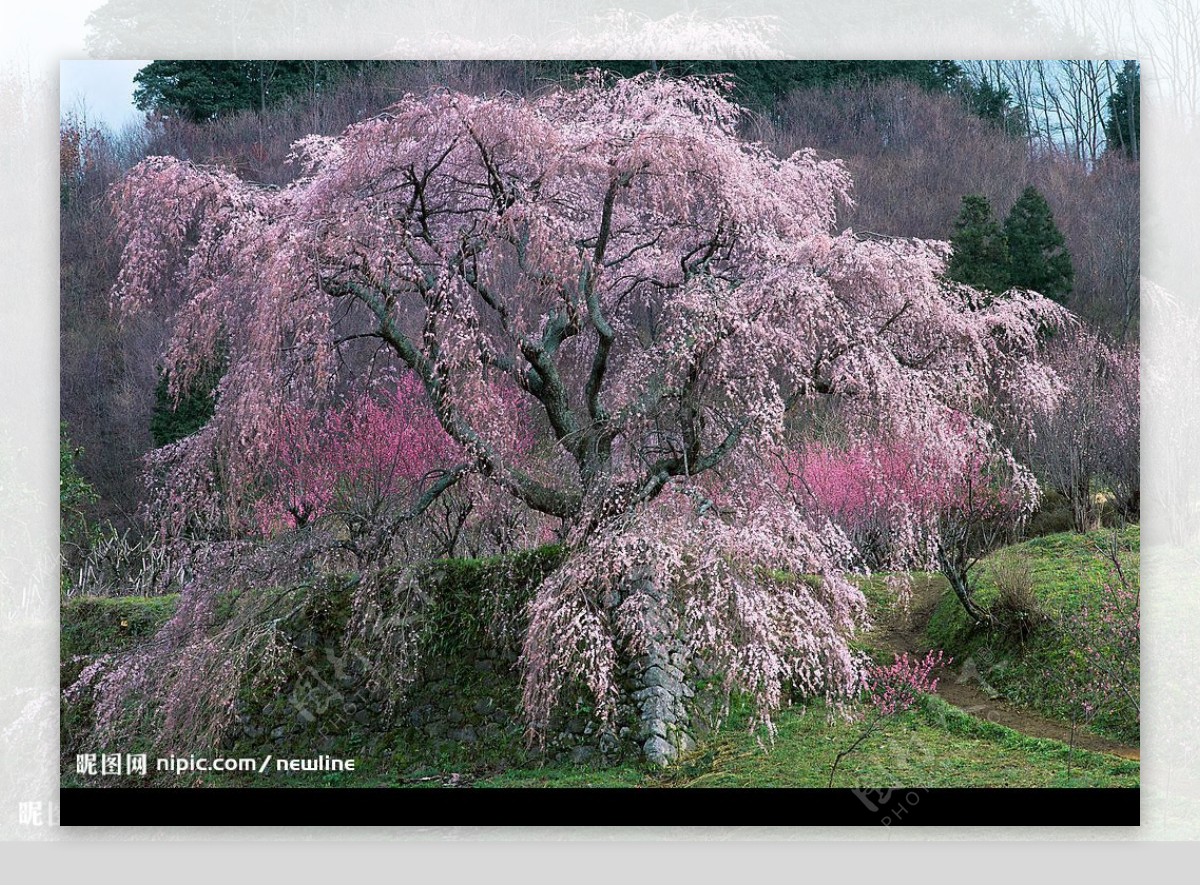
left=785, top=428, right=1038, bottom=622
left=1018, top=329, right=1140, bottom=531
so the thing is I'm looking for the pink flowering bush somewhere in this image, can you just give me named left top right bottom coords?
left=785, top=438, right=932, bottom=570
left=252, top=372, right=464, bottom=535
left=865, top=650, right=947, bottom=716
left=828, top=650, right=947, bottom=786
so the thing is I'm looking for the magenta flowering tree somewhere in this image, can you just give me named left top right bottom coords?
left=787, top=428, right=1039, bottom=622
left=243, top=370, right=539, bottom=557
left=783, top=439, right=933, bottom=570
left=251, top=372, right=463, bottom=535
left=1069, top=581, right=1140, bottom=722
left=107, top=73, right=1066, bottom=751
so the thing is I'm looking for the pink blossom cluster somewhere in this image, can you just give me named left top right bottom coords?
left=521, top=477, right=867, bottom=740
left=783, top=429, right=1035, bottom=572
left=253, top=373, right=464, bottom=534
left=863, top=650, right=947, bottom=717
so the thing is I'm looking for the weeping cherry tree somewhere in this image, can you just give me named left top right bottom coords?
left=97, top=72, right=1066, bottom=753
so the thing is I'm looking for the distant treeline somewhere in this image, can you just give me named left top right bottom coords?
left=133, top=60, right=991, bottom=123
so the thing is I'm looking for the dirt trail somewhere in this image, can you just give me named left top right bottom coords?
left=873, top=579, right=1140, bottom=762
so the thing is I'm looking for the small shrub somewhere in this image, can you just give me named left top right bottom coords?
left=1022, top=487, right=1074, bottom=538
left=987, top=552, right=1045, bottom=643
left=828, top=650, right=948, bottom=787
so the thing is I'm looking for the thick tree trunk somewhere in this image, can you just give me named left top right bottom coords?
left=944, top=565, right=991, bottom=625
left=937, top=540, right=991, bottom=626
left=621, top=571, right=695, bottom=766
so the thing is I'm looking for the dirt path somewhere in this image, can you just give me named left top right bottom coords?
left=872, top=578, right=1140, bottom=762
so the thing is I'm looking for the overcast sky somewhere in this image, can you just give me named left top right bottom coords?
left=60, top=59, right=148, bottom=129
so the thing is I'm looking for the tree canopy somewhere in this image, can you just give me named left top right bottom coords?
left=133, top=61, right=373, bottom=122
left=1104, top=61, right=1140, bottom=160
left=947, top=194, right=1011, bottom=293
left=960, top=77, right=1027, bottom=138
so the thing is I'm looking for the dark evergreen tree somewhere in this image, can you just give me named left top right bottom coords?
left=947, top=195, right=1010, bottom=293
left=1003, top=186, right=1074, bottom=303
left=960, top=77, right=1027, bottom=138
left=134, top=61, right=372, bottom=123
left=1104, top=60, right=1140, bottom=160
left=150, top=362, right=220, bottom=447
left=543, top=60, right=963, bottom=111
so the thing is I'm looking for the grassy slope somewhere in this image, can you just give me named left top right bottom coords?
left=60, top=594, right=180, bottom=775
left=926, top=525, right=1140, bottom=744
left=61, top=594, right=179, bottom=687
left=479, top=696, right=1137, bottom=789
left=62, top=531, right=1139, bottom=788
left=165, top=692, right=1138, bottom=789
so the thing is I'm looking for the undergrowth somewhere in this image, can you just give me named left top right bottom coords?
left=926, top=525, right=1139, bottom=744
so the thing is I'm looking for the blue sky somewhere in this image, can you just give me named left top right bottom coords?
left=60, top=59, right=148, bottom=129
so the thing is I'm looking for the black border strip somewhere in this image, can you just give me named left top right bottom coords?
left=60, top=787, right=1139, bottom=826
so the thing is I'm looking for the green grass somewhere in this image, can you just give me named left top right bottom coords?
left=144, top=694, right=1137, bottom=789
left=60, top=593, right=180, bottom=780
left=651, top=695, right=1136, bottom=788
left=60, top=594, right=179, bottom=688
left=926, top=525, right=1139, bottom=744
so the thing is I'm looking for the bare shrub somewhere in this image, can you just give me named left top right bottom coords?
left=987, top=552, right=1045, bottom=643
left=65, top=527, right=184, bottom=598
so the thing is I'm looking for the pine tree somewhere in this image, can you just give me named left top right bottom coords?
left=133, top=61, right=371, bottom=123
left=1003, top=186, right=1074, bottom=303
left=1104, top=60, right=1140, bottom=160
left=947, top=195, right=1010, bottom=293
left=962, top=78, right=1027, bottom=138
